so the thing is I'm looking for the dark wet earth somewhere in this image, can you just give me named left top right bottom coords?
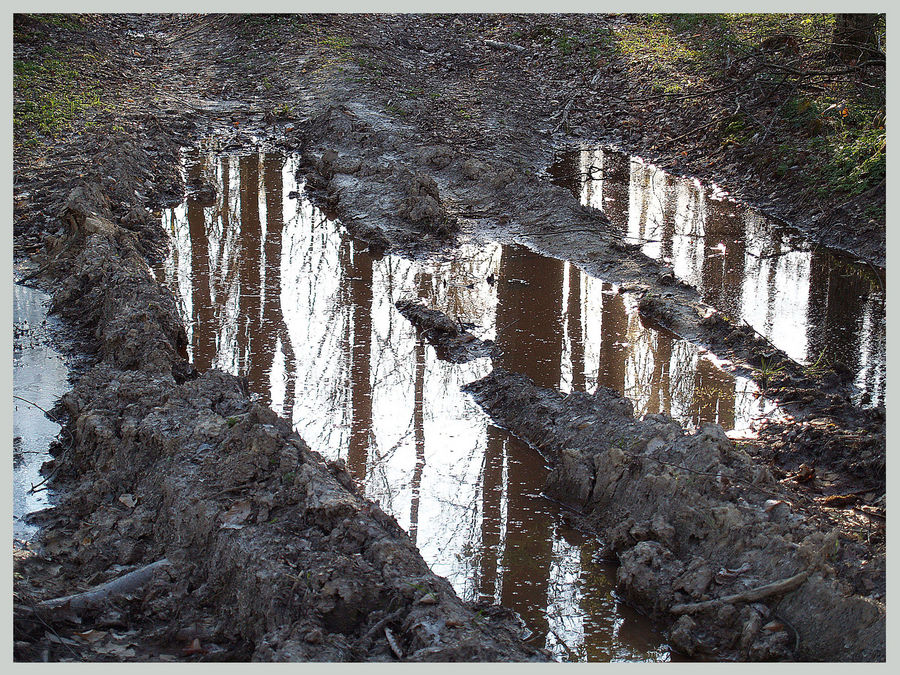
left=149, top=147, right=885, bottom=662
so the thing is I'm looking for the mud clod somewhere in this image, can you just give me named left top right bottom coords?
left=397, top=171, right=458, bottom=237
left=395, top=299, right=495, bottom=363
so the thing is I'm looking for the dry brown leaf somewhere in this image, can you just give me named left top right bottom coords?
left=73, top=629, right=108, bottom=643
left=220, top=500, right=252, bottom=529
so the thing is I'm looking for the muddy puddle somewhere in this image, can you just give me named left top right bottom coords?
left=548, top=148, right=886, bottom=408
left=151, top=149, right=790, bottom=662
left=13, top=284, right=70, bottom=542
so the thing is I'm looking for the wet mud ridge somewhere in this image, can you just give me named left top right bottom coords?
left=395, top=299, right=495, bottom=363
left=463, top=370, right=885, bottom=661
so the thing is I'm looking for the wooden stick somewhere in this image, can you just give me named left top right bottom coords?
left=670, top=570, right=809, bottom=615
left=37, top=559, right=172, bottom=613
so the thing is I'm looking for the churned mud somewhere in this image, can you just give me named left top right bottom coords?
left=463, top=370, right=884, bottom=660
left=13, top=14, right=884, bottom=662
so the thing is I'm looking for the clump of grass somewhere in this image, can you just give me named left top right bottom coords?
left=803, top=348, right=832, bottom=378
left=13, top=56, right=105, bottom=138
left=754, top=354, right=785, bottom=389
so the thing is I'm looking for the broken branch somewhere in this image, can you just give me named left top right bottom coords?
left=670, top=570, right=809, bottom=615
left=37, top=559, right=172, bottom=614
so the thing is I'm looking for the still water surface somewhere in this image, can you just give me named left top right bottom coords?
left=154, top=150, right=798, bottom=661
left=548, top=148, right=885, bottom=408
left=13, top=285, right=69, bottom=541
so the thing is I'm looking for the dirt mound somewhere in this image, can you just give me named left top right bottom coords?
left=463, top=369, right=885, bottom=661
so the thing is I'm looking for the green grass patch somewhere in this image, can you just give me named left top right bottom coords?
left=318, top=34, right=353, bottom=50
left=14, top=13, right=84, bottom=39
left=14, top=55, right=106, bottom=139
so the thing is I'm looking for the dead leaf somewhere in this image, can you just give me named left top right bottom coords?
left=220, top=500, right=252, bottom=529
left=384, top=626, right=403, bottom=659
left=183, top=638, right=206, bottom=655
left=99, top=643, right=136, bottom=658
left=118, top=494, right=137, bottom=509
left=46, top=632, right=79, bottom=646
left=73, top=629, right=108, bottom=643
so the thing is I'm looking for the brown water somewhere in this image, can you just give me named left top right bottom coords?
left=548, top=148, right=886, bottom=408
left=154, top=149, right=784, bottom=661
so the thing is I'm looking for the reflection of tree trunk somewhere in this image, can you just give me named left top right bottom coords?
left=188, top=151, right=215, bottom=372
left=497, top=435, right=552, bottom=642
left=213, top=157, right=239, bottom=359
left=546, top=150, right=581, bottom=198
left=408, top=328, right=426, bottom=546
left=693, top=360, right=735, bottom=429
left=659, top=181, right=677, bottom=262
left=598, top=283, right=628, bottom=396
left=494, top=245, right=562, bottom=641
left=806, top=250, right=869, bottom=372
left=408, top=271, right=431, bottom=545
left=339, top=237, right=353, bottom=436
left=579, top=546, right=616, bottom=661
left=238, top=155, right=266, bottom=405
left=496, top=246, right=564, bottom=388
left=347, top=244, right=373, bottom=483
left=261, top=154, right=296, bottom=418
left=601, top=151, right=630, bottom=236
left=478, top=425, right=506, bottom=602
left=647, top=333, right=673, bottom=416
left=567, top=265, right=586, bottom=392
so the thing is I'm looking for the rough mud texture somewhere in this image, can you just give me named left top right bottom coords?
left=13, top=14, right=884, bottom=662
left=463, top=370, right=884, bottom=661
left=395, top=299, right=495, bottom=364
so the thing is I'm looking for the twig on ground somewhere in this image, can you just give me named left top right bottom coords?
left=670, top=570, right=809, bottom=615
left=36, top=559, right=172, bottom=614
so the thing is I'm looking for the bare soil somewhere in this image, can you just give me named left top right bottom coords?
left=13, top=14, right=884, bottom=662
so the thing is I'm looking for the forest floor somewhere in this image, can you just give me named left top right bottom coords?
left=12, top=14, right=885, bottom=662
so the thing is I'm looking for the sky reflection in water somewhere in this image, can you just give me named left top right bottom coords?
left=156, top=149, right=828, bottom=661
left=549, top=148, right=885, bottom=408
